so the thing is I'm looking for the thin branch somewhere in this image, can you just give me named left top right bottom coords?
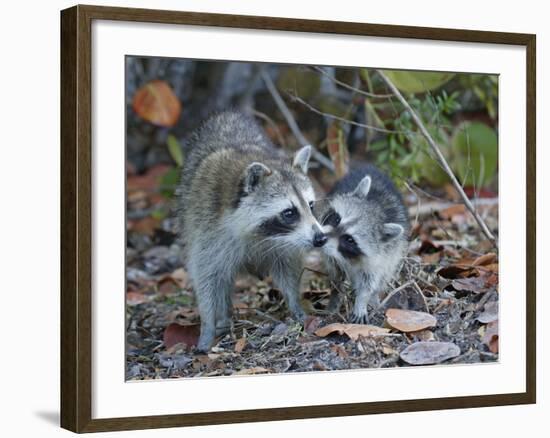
left=378, top=281, right=414, bottom=310
left=312, top=67, right=394, bottom=99
left=260, top=69, right=335, bottom=172
left=288, top=92, right=411, bottom=136
left=377, top=69, right=498, bottom=247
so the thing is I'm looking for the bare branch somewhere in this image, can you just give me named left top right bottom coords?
left=377, top=69, right=498, bottom=247
left=312, top=67, right=394, bottom=99
left=287, top=92, right=411, bottom=136
left=260, top=69, right=335, bottom=172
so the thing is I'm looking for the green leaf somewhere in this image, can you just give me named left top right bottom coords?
left=369, top=139, right=387, bottom=152
left=451, top=122, right=498, bottom=188
left=413, top=127, right=451, bottom=187
left=167, top=135, right=184, bottom=167
left=159, top=167, right=180, bottom=198
left=381, top=70, right=455, bottom=94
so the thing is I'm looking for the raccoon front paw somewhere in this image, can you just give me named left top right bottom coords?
left=349, top=312, right=369, bottom=325
left=197, top=331, right=216, bottom=353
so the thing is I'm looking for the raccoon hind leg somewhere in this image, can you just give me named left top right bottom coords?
left=188, top=255, right=235, bottom=352
left=215, top=290, right=233, bottom=337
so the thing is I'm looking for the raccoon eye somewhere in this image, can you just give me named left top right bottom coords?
left=338, top=234, right=362, bottom=258
left=343, top=234, right=356, bottom=246
left=281, top=207, right=299, bottom=223
left=308, top=201, right=314, bottom=210
left=323, top=211, right=341, bottom=227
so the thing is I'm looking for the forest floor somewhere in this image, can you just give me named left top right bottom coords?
left=125, top=164, right=499, bottom=380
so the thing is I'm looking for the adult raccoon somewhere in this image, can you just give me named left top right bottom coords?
left=314, top=165, right=410, bottom=323
left=176, top=111, right=327, bottom=351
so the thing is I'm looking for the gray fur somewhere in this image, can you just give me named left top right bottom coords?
left=176, top=111, right=324, bottom=351
left=314, top=165, right=410, bottom=323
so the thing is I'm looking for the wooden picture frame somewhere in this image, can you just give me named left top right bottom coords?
left=60, top=4, right=536, bottom=433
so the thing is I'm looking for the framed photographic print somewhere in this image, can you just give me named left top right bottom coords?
left=60, top=4, right=536, bottom=433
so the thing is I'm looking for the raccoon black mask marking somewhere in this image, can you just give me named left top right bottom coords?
left=314, top=164, right=410, bottom=324
left=260, top=206, right=300, bottom=235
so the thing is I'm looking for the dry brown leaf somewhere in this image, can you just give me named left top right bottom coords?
left=422, top=252, right=442, bottom=264
left=477, top=301, right=498, bottom=323
left=304, top=315, right=322, bottom=334
left=417, top=239, right=442, bottom=255
left=484, top=272, right=499, bottom=288
left=473, top=252, right=498, bottom=266
left=126, top=291, right=151, bottom=306
left=382, top=344, right=398, bottom=355
left=385, top=308, right=437, bottom=333
left=235, top=367, right=270, bottom=375
left=451, top=276, right=488, bottom=294
left=132, top=80, right=181, bottom=127
left=326, top=122, right=349, bottom=178
left=437, top=264, right=479, bottom=279
left=482, top=320, right=499, bottom=353
left=158, top=277, right=179, bottom=295
left=234, top=337, right=247, bottom=354
left=330, top=344, right=349, bottom=359
left=400, top=341, right=461, bottom=365
left=315, top=323, right=390, bottom=341
left=439, top=204, right=466, bottom=220
left=127, top=216, right=161, bottom=236
left=409, top=329, right=435, bottom=342
left=482, top=263, right=499, bottom=273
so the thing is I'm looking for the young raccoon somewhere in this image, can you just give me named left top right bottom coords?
left=314, top=165, right=410, bottom=323
left=176, top=111, right=327, bottom=351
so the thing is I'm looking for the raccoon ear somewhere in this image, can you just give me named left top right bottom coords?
left=292, top=145, right=312, bottom=173
left=243, top=162, right=271, bottom=193
left=352, top=175, right=372, bottom=198
left=382, top=223, right=404, bottom=242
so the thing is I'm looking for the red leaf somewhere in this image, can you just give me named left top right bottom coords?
left=163, top=323, right=200, bottom=349
left=132, top=80, right=181, bottom=127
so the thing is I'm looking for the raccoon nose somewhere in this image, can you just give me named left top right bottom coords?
left=313, top=232, right=328, bottom=247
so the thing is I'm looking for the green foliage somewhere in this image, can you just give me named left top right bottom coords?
left=451, top=121, right=498, bottom=187
left=458, top=74, right=499, bottom=119
left=380, top=70, right=456, bottom=94
left=411, top=127, right=450, bottom=186
left=159, top=166, right=180, bottom=198
left=166, top=134, right=184, bottom=167
left=371, top=89, right=460, bottom=185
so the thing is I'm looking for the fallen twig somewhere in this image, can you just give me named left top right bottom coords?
left=378, top=280, right=414, bottom=310
left=377, top=70, right=497, bottom=247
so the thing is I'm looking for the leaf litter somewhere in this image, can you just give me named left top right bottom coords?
left=125, top=162, right=499, bottom=380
